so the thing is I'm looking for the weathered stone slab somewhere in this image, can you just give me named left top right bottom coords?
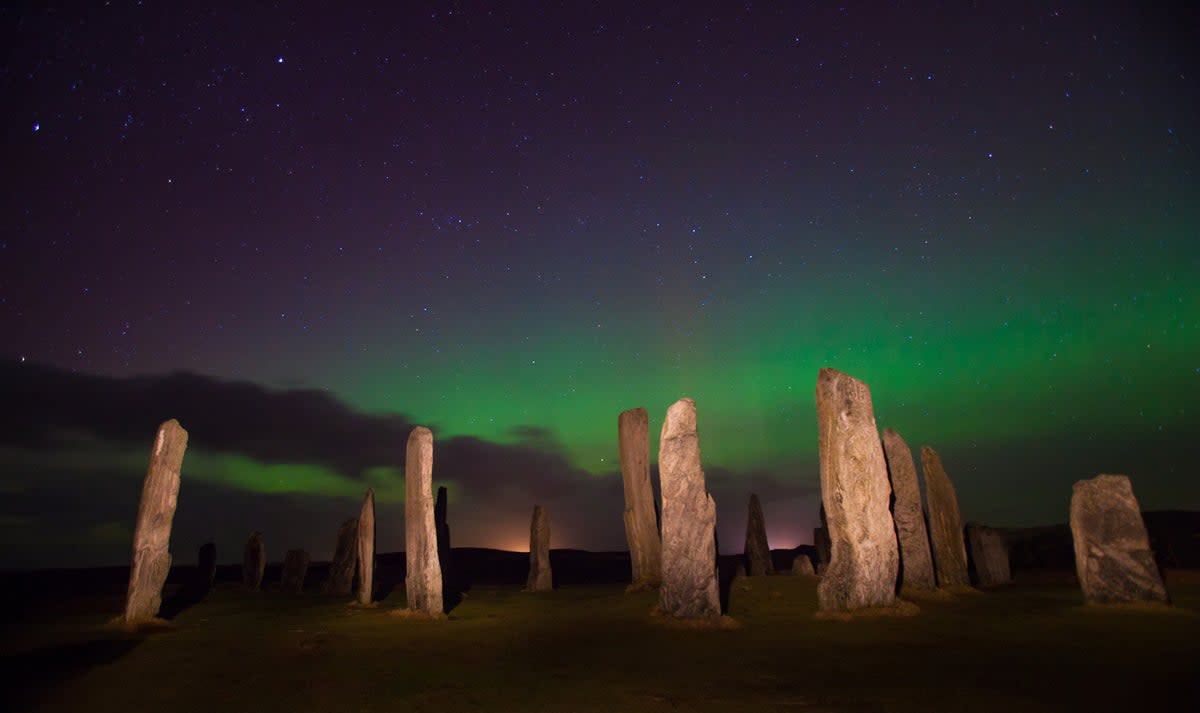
left=356, top=489, right=375, bottom=605
left=197, top=542, right=217, bottom=591
left=1070, top=475, right=1168, bottom=604
left=814, top=368, right=898, bottom=612
left=123, top=419, right=188, bottom=624
left=658, top=398, right=720, bottom=619
left=882, top=428, right=937, bottom=591
left=526, top=504, right=553, bottom=591
left=243, top=531, right=265, bottom=591
left=744, top=493, right=773, bottom=576
left=281, top=548, right=310, bottom=593
left=792, top=553, right=815, bottom=576
left=619, top=407, right=662, bottom=590
left=922, top=446, right=970, bottom=588
left=324, top=518, right=358, bottom=596
left=405, top=427, right=443, bottom=615
left=966, top=523, right=1011, bottom=587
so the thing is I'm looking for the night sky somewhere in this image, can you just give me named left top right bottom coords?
left=2, top=2, right=1196, bottom=569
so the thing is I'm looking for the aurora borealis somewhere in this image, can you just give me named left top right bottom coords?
left=1, top=2, right=1196, bottom=568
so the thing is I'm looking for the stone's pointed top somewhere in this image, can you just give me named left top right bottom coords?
left=662, top=398, right=697, bottom=438
left=409, top=426, right=433, bottom=445
left=1075, top=473, right=1131, bottom=493
left=882, top=426, right=898, bottom=438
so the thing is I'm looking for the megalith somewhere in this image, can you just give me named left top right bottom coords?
left=792, top=553, right=815, bottom=576
left=324, top=518, right=358, bottom=596
left=526, top=505, right=553, bottom=591
left=1069, top=475, right=1168, bottom=604
left=356, top=489, right=375, bottom=605
left=814, top=368, right=898, bottom=612
left=405, top=427, right=443, bottom=615
left=242, top=531, right=266, bottom=591
left=965, top=524, right=1011, bottom=587
left=281, top=548, right=310, bottom=593
left=197, top=542, right=217, bottom=591
left=619, top=407, right=662, bottom=590
left=122, top=419, right=188, bottom=624
left=658, top=398, right=720, bottom=619
left=744, top=493, right=774, bottom=576
left=922, top=446, right=970, bottom=588
left=813, top=505, right=831, bottom=573
left=882, top=428, right=937, bottom=591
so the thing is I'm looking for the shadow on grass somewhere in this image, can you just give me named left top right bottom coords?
left=4, top=636, right=142, bottom=711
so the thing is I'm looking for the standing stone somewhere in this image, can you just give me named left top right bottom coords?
left=356, top=489, right=375, bottom=605
left=744, top=493, right=774, bottom=576
left=526, top=505, right=553, bottom=591
left=658, top=398, right=720, bottom=619
left=122, top=419, right=188, bottom=624
left=435, top=486, right=453, bottom=594
left=1069, top=475, right=1168, bottom=604
left=405, top=427, right=443, bottom=615
left=281, top=549, right=310, bottom=593
left=197, top=542, right=217, bottom=591
left=882, top=428, right=937, bottom=591
left=324, top=518, right=359, bottom=596
left=922, top=446, right=970, bottom=588
left=814, top=505, right=832, bottom=572
left=242, top=531, right=265, bottom=591
left=792, top=553, right=815, bottom=576
left=814, top=368, right=898, bottom=612
left=619, top=407, right=662, bottom=590
left=966, top=524, right=1012, bottom=587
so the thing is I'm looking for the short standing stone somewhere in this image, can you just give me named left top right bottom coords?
left=197, top=542, right=217, bottom=591
left=882, top=428, right=937, bottom=591
left=922, top=446, right=970, bottom=588
left=526, top=505, right=553, bottom=591
left=356, top=489, right=375, bottom=605
left=1070, top=474, right=1168, bottom=604
left=281, top=549, right=310, bottom=593
left=966, top=524, right=1011, bottom=587
left=744, top=493, right=774, bottom=576
left=792, top=553, right=815, bottom=576
left=123, top=419, right=188, bottom=623
left=658, top=398, right=720, bottom=619
left=814, top=368, right=898, bottom=612
left=243, top=531, right=265, bottom=591
left=324, top=518, right=358, bottom=596
left=405, top=427, right=443, bottom=615
left=619, top=407, right=663, bottom=589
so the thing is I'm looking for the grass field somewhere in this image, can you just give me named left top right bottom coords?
left=6, top=569, right=1199, bottom=712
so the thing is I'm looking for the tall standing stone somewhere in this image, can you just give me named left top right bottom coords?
left=324, top=518, right=359, bottom=596
left=122, top=419, right=188, bottom=624
left=281, top=549, right=310, bottom=593
left=526, top=505, right=553, bottom=591
left=356, top=489, right=375, bottom=605
left=922, top=446, right=970, bottom=588
left=619, top=407, right=662, bottom=589
left=882, top=428, right=937, bottom=591
left=1070, top=475, right=1168, bottom=604
left=243, top=531, right=265, bottom=591
left=197, top=542, right=217, bottom=591
left=813, top=505, right=832, bottom=574
left=965, top=524, right=1011, bottom=587
left=405, top=427, right=443, bottom=615
left=744, top=493, right=774, bottom=576
left=658, top=398, right=720, bottom=619
left=814, top=368, right=898, bottom=612
left=435, top=486, right=453, bottom=593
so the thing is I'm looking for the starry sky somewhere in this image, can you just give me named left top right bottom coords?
left=1, top=1, right=1197, bottom=569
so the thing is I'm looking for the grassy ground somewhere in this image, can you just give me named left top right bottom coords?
left=6, top=570, right=1199, bottom=712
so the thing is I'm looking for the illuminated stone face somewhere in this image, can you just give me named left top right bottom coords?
left=1070, top=475, right=1168, bottom=605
